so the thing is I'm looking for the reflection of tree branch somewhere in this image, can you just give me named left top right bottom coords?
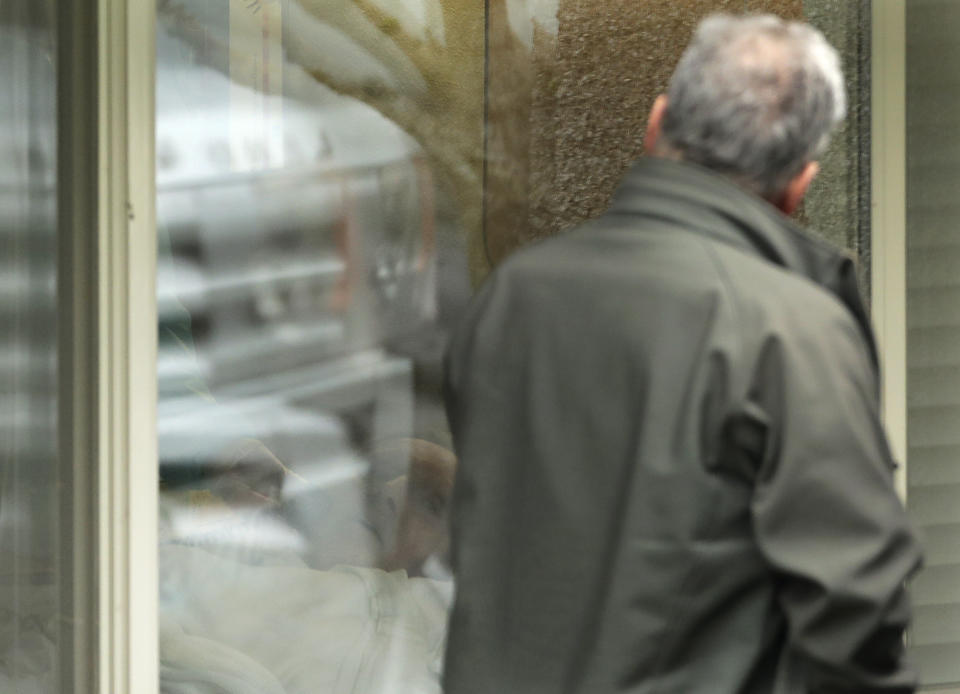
left=350, top=0, right=446, bottom=89
left=305, top=64, right=480, bottom=194
left=159, top=0, right=503, bottom=275
left=293, top=0, right=489, bottom=271
left=291, top=0, right=429, bottom=95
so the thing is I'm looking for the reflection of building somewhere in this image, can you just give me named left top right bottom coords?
left=155, top=49, right=437, bottom=566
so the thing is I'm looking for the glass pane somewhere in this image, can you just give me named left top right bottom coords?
left=156, top=2, right=870, bottom=692
left=156, top=2, right=469, bottom=691
left=906, top=0, right=960, bottom=687
left=0, top=2, right=61, bottom=692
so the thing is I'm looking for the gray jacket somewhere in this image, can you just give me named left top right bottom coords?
left=442, top=158, right=923, bottom=694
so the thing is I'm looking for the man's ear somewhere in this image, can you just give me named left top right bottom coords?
left=644, top=94, right=669, bottom=154
left=777, top=161, right=819, bottom=215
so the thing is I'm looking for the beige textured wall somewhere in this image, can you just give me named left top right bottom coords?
left=803, top=0, right=872, bottom=293
left=483, top=0, right=870, bottom=279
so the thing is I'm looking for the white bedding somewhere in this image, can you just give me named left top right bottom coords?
left=160, top=543, right=452, bottom=694
left=0, top=544, right=451, bottom=694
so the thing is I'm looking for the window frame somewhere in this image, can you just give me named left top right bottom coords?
left=57, top=0, right=158, bottom=690
left=871, top=0, right=908, bottom=503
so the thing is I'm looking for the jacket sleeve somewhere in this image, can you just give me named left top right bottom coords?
left=747, top=306, right=923, bottom=693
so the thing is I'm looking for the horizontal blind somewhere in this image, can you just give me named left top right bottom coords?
left=906, top=0, right=960, bottom=686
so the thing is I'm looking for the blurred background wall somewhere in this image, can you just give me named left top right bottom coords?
left=483, top=0, right=871, bottom=291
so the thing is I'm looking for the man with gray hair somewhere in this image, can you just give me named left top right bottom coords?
left=442, top=13, right=922, bottom=694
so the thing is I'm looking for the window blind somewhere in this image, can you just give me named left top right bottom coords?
left=906, top=0, right=960, bottom=686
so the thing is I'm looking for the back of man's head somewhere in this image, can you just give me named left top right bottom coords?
left=657, top=14, right=845, bottom=198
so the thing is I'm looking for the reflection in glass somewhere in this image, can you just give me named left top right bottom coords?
left=0, top=4, right=60, bottom=693
left=156, top=2, right=470, bottom=691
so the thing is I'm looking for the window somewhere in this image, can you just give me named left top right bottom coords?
left=0, top=5, right=62, bottom=690
left=153, top=2, right=875, bottom=692
left=154, top=2, right=469, bottom=690
left=0, top=2, right=897, bottom=691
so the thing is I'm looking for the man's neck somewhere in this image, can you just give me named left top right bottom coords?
left=645, top=148, right=777, bottom=206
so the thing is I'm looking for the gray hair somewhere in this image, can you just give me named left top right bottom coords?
left=659, top=14, right=846, bottom=197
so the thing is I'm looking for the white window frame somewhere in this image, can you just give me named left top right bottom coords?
left=101, top=0, right=159, bottom=689
left=58, top=0, right=158, bottom=691
left=871, top=0, right=908, bottom=503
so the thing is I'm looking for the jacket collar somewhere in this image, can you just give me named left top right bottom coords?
left=609, top=157, right=877, bottom=369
